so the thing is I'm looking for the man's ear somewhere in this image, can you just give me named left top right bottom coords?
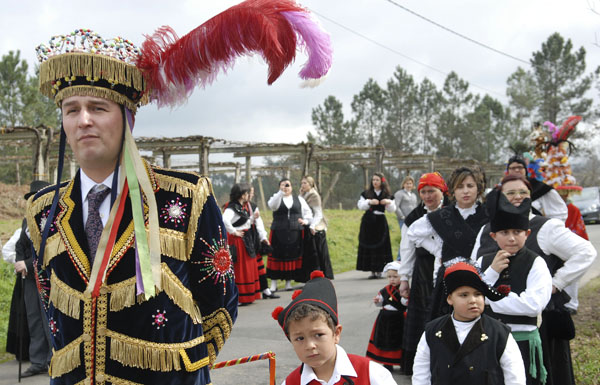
left=333, top=324, right=342, bottom=344
left=525, top=229, right=532, bottom=238
left=489, top=232, right=497, bottom=241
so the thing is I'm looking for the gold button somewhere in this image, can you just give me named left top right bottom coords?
left=469, top=366, right=474, bottom=371
left=96, top=373, right=106, bottom=382
left=82, top=333, right=91, bottom=342
left=97, top=327, right=107, bottom=337
left=99, top=287, right=108, bottom=295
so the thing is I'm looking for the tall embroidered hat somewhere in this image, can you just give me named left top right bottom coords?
left=272, top=271, right=338, bottom=336
left=443, top=261, right=506, bottom=301
left=34, top=0, right=333, bottom=301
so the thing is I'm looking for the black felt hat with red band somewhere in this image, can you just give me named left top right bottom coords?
left=444, top=261, right=507, bottom=301
left=272, top=271, right=338, bottom=334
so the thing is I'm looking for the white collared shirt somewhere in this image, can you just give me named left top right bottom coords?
left=80, top=170, right=115, bottom=228
left=281, top=345, right=396, bottom=385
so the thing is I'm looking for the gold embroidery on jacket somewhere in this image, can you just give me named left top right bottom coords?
left=107, top=330, right=205, bottom=371
left=49, top=335, right=84, bottom=378
left=201, top=308, right=233, bottom=363
left=179, top=349, right=210, bottom=372
left=159, top=228, right=187, bottom=261
left=49, top=274, right=85, bottom=319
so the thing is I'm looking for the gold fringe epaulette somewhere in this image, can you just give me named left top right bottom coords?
left=159, top=228, right=187, bottom=261
left=49, top=336, right=83, bottom=378
left=43, top=234, right=66, bottom=267
left=155, top=173, right=196, bottom=198
left=201, top=308, right=233, bottom=364
left=107, top=330, right=204, bottom=372
left=49, top=274, right=86, bottom=319
left=108, top=277, right=138, bottom=312
left=26, top=185, right=67, bottom=253
left=161, top=263, right=202, bottom=323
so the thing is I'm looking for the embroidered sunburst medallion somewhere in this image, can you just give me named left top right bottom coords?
left=49, top=317, right=59, bottom=336
left=193, top=226, right=234, bottom=294
left=152, top=310, right=168, bottom=329
left=160, top=197, right=188, bottom=228
left=39, top=209, right=56, bottom=233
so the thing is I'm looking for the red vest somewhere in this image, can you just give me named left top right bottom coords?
left=285, top=354, right=371, bottom=385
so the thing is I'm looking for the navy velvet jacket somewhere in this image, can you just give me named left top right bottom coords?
left=26, top=165, right=238, bottom=385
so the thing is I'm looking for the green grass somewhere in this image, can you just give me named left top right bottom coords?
left=0, top=218, right=22, bottom=362
left=572, top=276, right=600, bottom=384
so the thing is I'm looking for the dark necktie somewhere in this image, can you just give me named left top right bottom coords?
left=86, top=185, right=110, bottom=264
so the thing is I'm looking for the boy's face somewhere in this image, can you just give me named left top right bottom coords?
left=386, top=269, right=401, bottom=287
left=447, top=286, right=485, bottom=322
left=490, top=229, right=531, bottom=255
left=288, top=316, right=342, bottom=380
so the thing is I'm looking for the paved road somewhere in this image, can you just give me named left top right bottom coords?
left=3, top=224, right=599, bottom=385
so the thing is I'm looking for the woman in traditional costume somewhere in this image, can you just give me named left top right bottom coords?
left=397, top=172, right=447, bottom=375
left=223, top=183, right=262, bottom=305
left=299, top=175, right=334, bottom=280
left=356, top=172, right=396, bottom=279
left=267, top=178, right=313, bottom=291
left=406, top=167, right=488, bottom=319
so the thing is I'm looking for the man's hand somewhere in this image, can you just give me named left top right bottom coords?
left=14, top=261, right=27, bottom=277
left=491, top=250, right=511, bottom=274
left=399, top=280, right=410, bottom=299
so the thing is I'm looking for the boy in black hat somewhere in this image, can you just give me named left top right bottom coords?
left=412, top=260, right=525, bottom=385
left=272, top=271, right=397, bottom=385
left=477, top=191, right=552, bottom=385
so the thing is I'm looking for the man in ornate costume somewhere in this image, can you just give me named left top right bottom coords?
left=26, top=2, right=332, bottom=384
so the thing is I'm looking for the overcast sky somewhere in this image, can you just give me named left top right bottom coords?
left=2, top=0, right=600, bottom=163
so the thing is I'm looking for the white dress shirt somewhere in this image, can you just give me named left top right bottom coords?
left=267, top=191, right=313, bottom=223
left=412, top=314, right=526, bottom=385
left=532, top=188, right=568, bottom=223
left=406, top=203, right=478, bottom=283
left=398, top=202, right=442, bottom=281
left=280, top=345, right=397, bottom=385
left=477, top=255, right=552, bottom=332
left=80, top=170, right=115, bottom=228
left=357, top=190, right=397, bottom=214
left=222, top=205, right=268, bottom=242
left=2, top=227, right=21, bottom=264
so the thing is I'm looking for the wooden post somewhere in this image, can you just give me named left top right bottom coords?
left=322, top=171, right=341, bottom=208
left=362, top=165, right=369, bottom=190
left=245, top=156, right=251, bottom=182
left=375, top=146, right=384, bottom=173
left=162, top=150, right=171, bottom=168
left=234, top=164, right=241, bottom=183
left=316, top=162, right=322, bottom=192
left=285, top=168, right=291, bottom=180
left=301, top=143, right=313, bottom=176
left=199, top=141, right=209, bottom=175
left=15, top=162, right=20, bottom=186
left=257, top=175, right=267, bottom=213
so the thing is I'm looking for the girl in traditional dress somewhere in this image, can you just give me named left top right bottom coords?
left=267, top=178, right=313, bottom=292
left=406, top=167, right=488, bottom=319
left=357, top=172, right=396, bottom=279
left=222, top=183, right=261, bottom=305
left=299, top=175, right=334, bottom=280
left=366, top=261, right=407, bottom=371
left=245, top=186, right=279, bottom=299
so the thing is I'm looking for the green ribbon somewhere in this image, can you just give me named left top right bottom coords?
left=124, top=143, right=155, bottom=299
left=512, top=329, right=547, bottom=384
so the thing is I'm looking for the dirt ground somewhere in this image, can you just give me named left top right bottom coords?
left=0, top=183, right=28, bottom=220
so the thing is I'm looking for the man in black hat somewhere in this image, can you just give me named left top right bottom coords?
left=14, top=180, right=52, bottom=377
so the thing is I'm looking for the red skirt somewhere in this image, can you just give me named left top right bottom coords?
left=229, top=235, right=261, bottom=304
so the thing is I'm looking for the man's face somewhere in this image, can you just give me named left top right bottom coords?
left=61, top=95, right=123, bottom=172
